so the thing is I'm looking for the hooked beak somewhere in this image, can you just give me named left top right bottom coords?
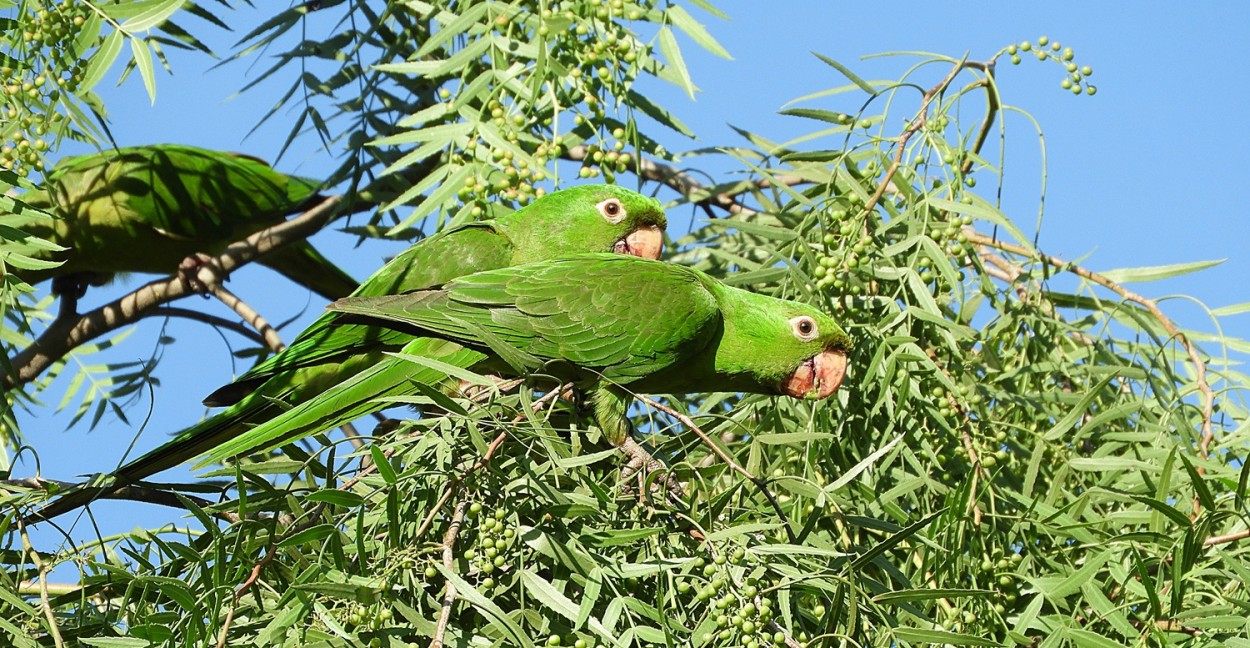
left=612, top=224, right=664, bottom=260
left=782, top=349, right=848, bottom=400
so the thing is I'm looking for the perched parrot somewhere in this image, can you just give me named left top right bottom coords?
left=320, top=254, right=852, bottom=448
left=28, top=185, right=667, bottom=521
left=7, top=143, right=359, bottom=299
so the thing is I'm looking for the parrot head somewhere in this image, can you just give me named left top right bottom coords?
left=502, top=184, right=667, bottom=263
left=776, top=307, right=850, bottom=401
left=720, top=290, right=851, bottom=401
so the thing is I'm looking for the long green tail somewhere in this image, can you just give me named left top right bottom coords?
left=28, top=338, right=486, bottom=522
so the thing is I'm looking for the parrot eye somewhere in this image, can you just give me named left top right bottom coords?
left=597, top=198, right=626, bottom=223
left=789, top=316, right=819, bottom=341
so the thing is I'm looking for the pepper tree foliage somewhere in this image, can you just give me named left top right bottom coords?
left=1, top=1, right=1249, bottom=647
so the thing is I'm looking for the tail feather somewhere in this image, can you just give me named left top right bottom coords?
left=29, top=339, right=485, bottom=523
left=196, top=341, right=486, bottom=466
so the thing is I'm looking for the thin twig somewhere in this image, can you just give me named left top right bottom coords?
left=151, top=307, right=267, bottom=345
left=861, top=57, right=972, bottom=223
left=637, top=395, right=796, bottom=542
left=430, top=500, right=468, bottom=648
left=11, top=477, right=243, bottom=524
left=18, top=518, right=65, bottom=648
left=1204, top=528, right=1250, bottom=547
left=564, top=146, right=805, bottom=218
left=208, top=284, right=286, bottom=353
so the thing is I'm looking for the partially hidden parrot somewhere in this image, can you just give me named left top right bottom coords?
left=5, top=143, right=359, bottom=299
left=320, top=253, right=852, bottom=450
left=28, top=185, right=667, bottom=521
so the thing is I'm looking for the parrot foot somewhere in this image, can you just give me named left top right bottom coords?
left=617, top=436, right=686, bottom=502
left=177, top=252, right=225, bottom=295
left=50, top=272, right=111, bottom=299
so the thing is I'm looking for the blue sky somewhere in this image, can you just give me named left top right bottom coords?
left=22, top=2, right=1250, bottom=546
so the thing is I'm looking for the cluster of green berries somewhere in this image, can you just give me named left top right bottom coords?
left=432, top=0, right=658, bottom=213
left=337, top=602, right=394, bottom=633
left=1, top=1, right=89, bottom=176
left=453, top=137, right=550, bottom=214
left=543, top=0, right=645, bottom=73
left=574, top=125, right=633, bottom=180
left=811, top=201, right=871, bottom=294
left=542, top=634, right=593, bottom=647
left=676, top=550, right=808, bottom=647
left=458, top=502, right=516, bottom=591
left=933, top=550, right=1024, bottom=630
left=1006, top=36, right=1097, bottom=96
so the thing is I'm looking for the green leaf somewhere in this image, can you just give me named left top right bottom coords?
left=305, top=490, right=364, bottom=508
left=1099, top=258, right=1224, bottom=284
left=657, top=26, right=696, bottom=99
left=370, top=446, right=397, bottom=485
left=1042, top=374, right=1118, bottom=441
left=1132, top=496, right=1193, bottom=530
left=80, top=31, right=125, bottom=93
left=812, top=51, right=877, bottom=95
left=129, top=37, right=157, bottom=103
left=666, top=5, right=731, bottom=59
left=893, top=627, right=1002, bottom=646
left=278, top=524, right=338, bottom=548
left=520, top=571, right=580, bottom=622
left=872, top=588, right=996, bottom=604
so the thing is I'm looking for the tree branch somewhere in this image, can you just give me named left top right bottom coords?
left=430, top=500, right=468, bottom=648
left=5, top=194, right=345, bottom=389
left=8, top=477, right=242, bottom=524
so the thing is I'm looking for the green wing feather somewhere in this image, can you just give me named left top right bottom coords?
left=330, top=254, right=722, bottom=384
left=203, top=221, right=513, bottom=406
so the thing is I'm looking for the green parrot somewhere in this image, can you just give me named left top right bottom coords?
left=28, top=185, right=667, bottom=522
left=320, top=253, right=852, bottom=449
left=7, top=143, right=359, bottom=299
left=192, top=253, right=850, bottom=468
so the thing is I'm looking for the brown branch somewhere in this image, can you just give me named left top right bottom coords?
left=10, top=477, right=243, bottom=525
left=18, top=518, right=65, bottom=648
left=861, top=57, right=974, bottom=222
left=1203, top=528, right=1250, bottom=547
left=5, top=194, right=345, bottom=388
left=430, top=500, right=468, bottom=648
left=564, top=146, right=806, bottom=218
left=16, top=580, right=83, bottom=596
left=208, top=284, right=286, bottom=353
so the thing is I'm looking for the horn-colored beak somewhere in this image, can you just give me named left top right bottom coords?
left=613, top=224, right=664, bottom=260
left=783, top=349, right=848, bottom=400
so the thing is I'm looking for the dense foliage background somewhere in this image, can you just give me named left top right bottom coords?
left=1, top=1, right=1247, bottom=646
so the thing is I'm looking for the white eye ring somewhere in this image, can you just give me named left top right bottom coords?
left=789, top=315, right=819, bottom=341
left=596, top=198, right=626, bottom=223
